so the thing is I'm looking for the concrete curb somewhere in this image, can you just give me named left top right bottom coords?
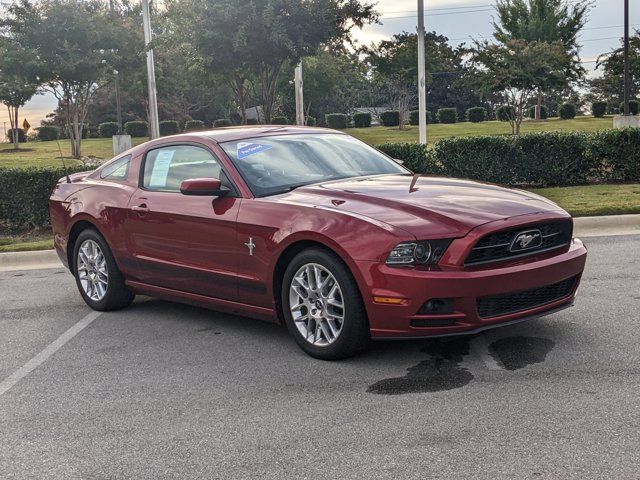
left=1, top=214, right=639, bottom=272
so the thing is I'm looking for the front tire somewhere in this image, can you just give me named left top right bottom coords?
left=73, top=229, right=134, bottom=311
left=282, top=248, right=370, bottom=360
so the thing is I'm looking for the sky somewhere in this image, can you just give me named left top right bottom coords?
left=1, top=0, right=633, bottom=134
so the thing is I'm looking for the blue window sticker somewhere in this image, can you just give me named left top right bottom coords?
left=237, top=142, right=273, bottom=159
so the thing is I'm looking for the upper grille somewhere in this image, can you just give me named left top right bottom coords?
left=477, top=275, right=578, bottom=319
left=465, top=220, right=572, bottom=266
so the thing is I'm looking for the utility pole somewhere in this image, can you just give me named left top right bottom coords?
left=294, top=61, right=304, bottom=125
left=417, top=0, right=427, bottom=145
left=114, top=70, right=123, bottom=134
left=142, top=0, right=160, bottom=139
left=623, top=0, right=630, bottom=116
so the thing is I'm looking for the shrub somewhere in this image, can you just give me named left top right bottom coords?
left=379, top=110, right=400, bottom=127
left=124, top=120, right=148, bottom=137
left=0, top=165, right=88, bottom=230
left=325, top=113, right=348, bottom=129
left=36, top=126, right=60, bottom=141
left=590, top=128, right=640, bottom=182
left=466, top=107, right=486, bottom=123
left=377, top=143, right=438, bottom=174
left=159, top=120, right=180, bottom=136
left=271, top=116, right=288, bottom=125
left=305, top=116, right=316, bottom=126
left=353, top=112, right=372, bottom=128
left=229, top=112, right=242, bottom=125
left=558, top=103, right=577, bottom=119
left=619, top=100, right=640, bottom=115
left=527, top=105, right=549, bottom=120
left=437, top=108, right=458, bottom=124
left=591, top=101, right=607, bottom=118
left=213, top=118, right=232, bottom=128
left=184, top=119, right=205, bottom=131
left=98, top=122, right=119, bottom=138
left=8, top=128, right=27, bottom=143
left=409, top=110, right=431, bottom=126
left=246, top=118, right=260, bottom=125
left=496, top=105, right=516, bottom=122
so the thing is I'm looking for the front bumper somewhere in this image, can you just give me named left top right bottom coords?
left=357, top=239, right=587, bottom=338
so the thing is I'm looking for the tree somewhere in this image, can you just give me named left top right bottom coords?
left=167, top=0, right=376, bottom=124
left=493, top=0, right=590, bottom=119
left=471, top=39, right=570, bottom=134
left=3, top=0, right=118, bottom=159
left=364, top=32, right=479, bottom=128
left=0, top=38, right=40, bottom=149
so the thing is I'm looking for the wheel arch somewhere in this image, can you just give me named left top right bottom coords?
left=271, top=236, right=368, bottom=324
left=66, top=218, right=102, bottom=269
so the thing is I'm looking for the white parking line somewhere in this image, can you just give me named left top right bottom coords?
left=0, top=310, right=102, bottom=398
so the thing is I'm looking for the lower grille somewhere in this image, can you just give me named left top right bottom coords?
left=477, top=276, right=578, bottom=319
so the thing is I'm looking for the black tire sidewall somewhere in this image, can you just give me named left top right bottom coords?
left=281, top=248, right=369, bottom=360
left=73, top=228, right=133, bottom=311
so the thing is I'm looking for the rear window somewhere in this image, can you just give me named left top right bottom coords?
left=100, top=155, right=131, bottom=181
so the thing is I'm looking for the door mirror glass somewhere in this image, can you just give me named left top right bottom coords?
left=180, top=178, right=229, bottom=197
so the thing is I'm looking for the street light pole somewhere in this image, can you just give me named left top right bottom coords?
left=142, top=0, right=160, bottom=139
left=294, top=61, right=304, bottom=125
left=623, top=0, right=630, bottom=116
left=417, top=0, right=427, bottom=145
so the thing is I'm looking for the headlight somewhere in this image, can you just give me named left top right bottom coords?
left=386, top=239, right=452, bottom=265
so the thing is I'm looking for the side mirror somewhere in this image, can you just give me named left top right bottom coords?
left=180, top=178, right=229, bottom=197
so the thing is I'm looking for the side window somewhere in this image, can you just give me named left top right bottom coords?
left=100, top=155, right=131, bottom=181
left=142, top=145, right=223, bottom=192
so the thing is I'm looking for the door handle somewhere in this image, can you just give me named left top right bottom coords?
left=131, top=204, right=150, bottom=214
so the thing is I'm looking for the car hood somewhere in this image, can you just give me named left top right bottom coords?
left=275, top=174, right=564, bottom=238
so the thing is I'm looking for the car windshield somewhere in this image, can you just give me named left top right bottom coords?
left=220, top=133, right=408, bottom=197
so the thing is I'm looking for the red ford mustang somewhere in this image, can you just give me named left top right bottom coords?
left=50, top=126, right=587, bottom=359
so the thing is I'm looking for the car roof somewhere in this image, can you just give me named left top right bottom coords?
left=189, top=125, right=346, bottom=144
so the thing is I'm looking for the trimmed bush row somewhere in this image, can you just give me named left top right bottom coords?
left=325, top=113, right=348, bottom=129
left=353, top=112, right=372, bottom=128
left=0, top=165, right=88, bottom=230
left=378, top=129, right=640, bottom=187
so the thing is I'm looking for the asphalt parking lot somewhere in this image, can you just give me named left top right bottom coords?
left=1, top=235, right=639, bottom=479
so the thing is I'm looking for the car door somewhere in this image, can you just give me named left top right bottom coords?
left=124, top=143, right=241, bottom=301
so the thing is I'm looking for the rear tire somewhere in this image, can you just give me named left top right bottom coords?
left=73, top=229, right=134, bottom=311
left=281, top=248, right=370, bottom=360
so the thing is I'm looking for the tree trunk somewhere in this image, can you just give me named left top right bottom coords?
left=535, top=90, right=542, bottom=121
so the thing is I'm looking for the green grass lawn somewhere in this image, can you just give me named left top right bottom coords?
left=0, top=116, right=616, bottom=168
left=348, top=116, right=614, bottom=145
left=0, top=234, right=53, bottom=252
left=0, top=137, right=147, bottom=169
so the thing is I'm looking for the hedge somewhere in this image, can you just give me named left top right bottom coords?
left=305, top=116, right=316, bottom=126
left=558, top=103, right=577, bottom=120
left=592, top=101, right=607, bottom=118
left=619, top=100, right=640, bottom=115
left=213, top=118, right=232, bottom=128
left=98, top=122, right=119, bottom=137
left=246, top=118, right=260, bottom=125
left=159, top=120, right=180, bottom=136
left=437, top=108, right=458, bottom=124
left=184, top=119, right=205, bottom=131
left=409, top=110, right=431, bottom=125
left=0, top=166, right=88, bottom=230
left=497, top=106, right=515, bottom=122
left=8, top=128, right=27, bottom=143
left=379, top=111, right=400, bottom=127
left=353, top=112, right=372, bottom=128
left=376, top=130, right=636, bottom=188
left=124, top=121, right=148, bottom=137
left=528, top=105, right=549, bottom=120
left=466, top=107, right=486, bottom=123
left=36, top=126, right=60, bottom=141
left=325, top=113, right=348, bottom=129
left=271, top=116, right=288, bottom=125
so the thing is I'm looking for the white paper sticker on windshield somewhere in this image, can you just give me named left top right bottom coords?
left=149, top=149, right=175, bottom=188
left=237, top=142, right=273, bottom=159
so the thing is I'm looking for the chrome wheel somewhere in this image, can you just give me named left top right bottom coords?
left=77, top=239, right=108, bottom=302
left=288, top=263, right=345, bottom=346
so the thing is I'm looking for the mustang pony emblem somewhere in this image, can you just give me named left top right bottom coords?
left=510, top=230, right=543, bottom=252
